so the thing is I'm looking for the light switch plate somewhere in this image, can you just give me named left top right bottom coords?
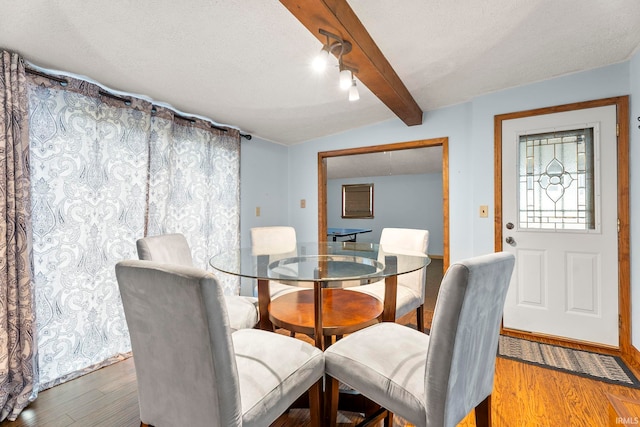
left=479, top=205, right=488, bottom=218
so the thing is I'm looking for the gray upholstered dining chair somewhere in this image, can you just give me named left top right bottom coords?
left=347, top=227, right=430, bottom=331
left=136, top=233, right=258, bottom=332
left=325, top=252, right=515, bottom=427
left=116, top=260, right=324, bottom=427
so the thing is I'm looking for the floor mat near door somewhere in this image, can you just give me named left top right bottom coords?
left=498, top=335, right=640, bottom=388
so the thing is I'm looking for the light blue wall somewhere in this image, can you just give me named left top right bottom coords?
left=239, top=136, right=289, bottom=248
left=467, top=62, right=630, bottom=256
left=327, top=174, right=444, bottom=255
left=282, top=59, right=638, bottom=346
left=242, top=57, right=639, bottom=347
left=288, top=103, right=472, bottom=256
left=288, top=62, right=629, bottom=258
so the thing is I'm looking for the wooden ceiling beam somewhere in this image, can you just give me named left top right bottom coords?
left=280, top=0, right=423, bottom=126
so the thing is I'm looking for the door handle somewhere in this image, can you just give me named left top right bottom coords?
left=505, top=236, right=515, bottom=245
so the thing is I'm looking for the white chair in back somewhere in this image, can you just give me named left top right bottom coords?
left=348, top=227, right=430, bottom=331
left=250, top=226, right=304, bottom=299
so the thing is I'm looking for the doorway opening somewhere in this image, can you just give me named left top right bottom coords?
left=317, top=137, right=449, bottom=268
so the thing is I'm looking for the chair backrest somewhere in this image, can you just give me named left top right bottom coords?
left=250, top=226, right=297, bottom=255
left=424, top=252, right=515, bottom=427
left=136, top=233, right=193, bottom=266
left=379, top=228, right=429, bottom=297
left=116, top=260, right=242, bottom=427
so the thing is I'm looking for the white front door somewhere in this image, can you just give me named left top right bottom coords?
left=501, top=105, right=619, bottom=347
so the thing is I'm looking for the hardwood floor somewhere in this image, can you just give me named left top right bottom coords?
left=4, top=258, right=640, bottom=426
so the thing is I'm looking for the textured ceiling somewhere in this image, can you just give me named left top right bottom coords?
left=1, top=0, right=640, bottom=145
left=327, top=147, right=443, bottom=179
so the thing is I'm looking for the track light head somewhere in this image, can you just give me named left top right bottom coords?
left=349, top=78, right=359, bottom=102
left=339, top=67, right=352, bottom=90
left=312, top=47, right=330, bottom=72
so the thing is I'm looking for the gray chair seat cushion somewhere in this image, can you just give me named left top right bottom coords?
left=233, top=329, right=324, bottom=427
left=225, top=295, right=259, bottom=332
left=346, top=280, right=422, bottom=319
left=325, top=322, right=429, bottom=426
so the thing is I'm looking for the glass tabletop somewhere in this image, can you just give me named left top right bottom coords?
left=209, top=241, right=430, bottom=284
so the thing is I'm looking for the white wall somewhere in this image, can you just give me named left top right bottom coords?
left=327, top=174, right=444, bottom=255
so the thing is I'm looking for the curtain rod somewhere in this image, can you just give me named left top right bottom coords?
left=26, top=67, right=68, bottom=85
left=163, top=110, right=251, bottom=139
left=25, top=67, right=252, bottom=140
left=99, top=89, right=132, bottom=106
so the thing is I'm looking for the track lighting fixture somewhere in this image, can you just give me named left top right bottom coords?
left=313, top=29, right=359, bottom=101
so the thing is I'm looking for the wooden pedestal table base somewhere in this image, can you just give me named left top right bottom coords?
left=268, top=288, right=383, bottom=350
left=269, top=287, right=385, bottom=421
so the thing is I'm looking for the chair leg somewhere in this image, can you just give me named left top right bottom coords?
left=355, top=408, right=390, bottom=427
left=416, top=304, right=425, bottom=333
left=308, top=379, right=323, bottom=427
left=326, top=376, right=340, bottom=427
left=474, top=394, right=492, bottom=427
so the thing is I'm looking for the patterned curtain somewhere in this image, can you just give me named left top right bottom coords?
left=0, top=51, right=37, bottom=421
left=147, top=107, right=240, bottom=294
left=27, top=75, right=150, bottom=389
left=25, top=73, right=240, bottom=391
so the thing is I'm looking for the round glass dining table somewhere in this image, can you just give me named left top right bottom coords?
left=210, top=241, right=430, bottom=349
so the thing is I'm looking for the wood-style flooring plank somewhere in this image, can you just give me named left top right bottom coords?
left=65, top=382, right=137, bottom=422
left=66, top=388, right=140, bottom=427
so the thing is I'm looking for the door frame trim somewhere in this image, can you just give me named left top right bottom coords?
left=494, top=96, right=630, bottom=358
left=318, top=137, right=450, bottom=268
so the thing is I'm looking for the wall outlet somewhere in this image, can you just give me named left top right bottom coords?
left=479, top=205, right=488, bottom=218
left=255, top=206, right=261, bottom=217
left=300, top=199, right=306, bottom=208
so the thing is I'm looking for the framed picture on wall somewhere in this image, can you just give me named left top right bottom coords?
left=342, top=183, right=374, bottom=218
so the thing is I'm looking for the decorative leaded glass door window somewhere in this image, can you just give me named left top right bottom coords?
left=518, top=128, right=596, bottom=230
